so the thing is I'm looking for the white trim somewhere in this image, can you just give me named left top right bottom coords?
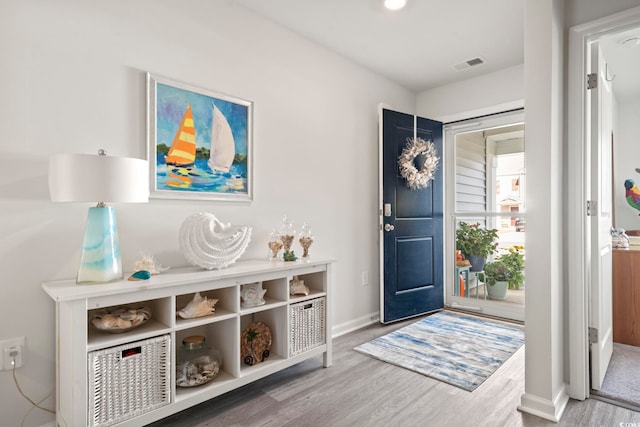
left=332, top=312, right=379, bottom=338
left=378, top=104, right=386, bottom=323
left=567, top=5, right=640, bottom=401
left=518, top=386, right=570, bottom=423
left=435, top=100, right=524, bottom=124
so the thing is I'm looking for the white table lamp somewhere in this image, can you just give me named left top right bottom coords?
left=49, top=149, right=149, bottom=284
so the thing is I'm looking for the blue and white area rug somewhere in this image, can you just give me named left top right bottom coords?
left=354, top=310, right=524, bottom=391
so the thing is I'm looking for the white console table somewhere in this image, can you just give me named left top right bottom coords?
left=43, top=259, right=334, bottom=427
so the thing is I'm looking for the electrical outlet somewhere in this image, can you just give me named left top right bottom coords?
left=362, top=271, right=369, bottom=286
left=1, top=337, right=25, bottom=370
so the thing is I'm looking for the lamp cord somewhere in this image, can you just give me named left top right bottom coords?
left=10, top=356, right=55, bottom=426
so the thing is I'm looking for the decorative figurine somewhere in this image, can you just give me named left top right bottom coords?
left=241, top=321, right=272, bottom=366
left=240, top=282, right=267, bottom=307
left=128, top=270, right=151, bottom=281
left=133, top=253, right=170, bottom=275
left=177, top=292, right=219, bottom=319
left=267, top=228, right=283, bottom=261
left=279, top=215, right=297, bottom=261
left=179, top=212, right=252, bottom=270
left=298, top=223, right=314, bottom=260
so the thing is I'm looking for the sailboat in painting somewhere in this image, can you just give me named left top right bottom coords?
left=165, top=104, right=196, bottom=167
left=208, top=104, right=235, bottom=173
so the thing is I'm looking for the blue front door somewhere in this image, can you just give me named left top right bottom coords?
left=381, top=109, right=443, bottom=323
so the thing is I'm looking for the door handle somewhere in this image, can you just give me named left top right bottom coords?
left=384, top=223, right=395, bottom=232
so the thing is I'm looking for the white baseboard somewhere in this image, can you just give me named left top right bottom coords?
left=518, top=385, right=569, bottom=422
left=332, top=312, right=379, bottom=338
left=40, top=422, right=56, bottom=427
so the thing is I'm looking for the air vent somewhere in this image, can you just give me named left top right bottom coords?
left=452, top=57, right=486, bottom=71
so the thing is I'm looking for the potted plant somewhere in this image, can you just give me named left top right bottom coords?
left=500, top=245, right=525, bottom=290
left=478, top=246, right=525, bottom=299
left=455, top=222, right=499, bottom=271
left=478, top=260, right=510, bottom=300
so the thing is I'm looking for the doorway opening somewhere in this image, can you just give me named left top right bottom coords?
left=587, top=25, right=640, bottom=412
left=444, top=110, right=525, bottom=322
left=567, top=5, right=640, bottom=409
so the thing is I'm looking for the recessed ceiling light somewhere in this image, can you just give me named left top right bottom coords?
left=384, top=0, right=407, bottom=11
left=620, top=37, right=640, bottom=48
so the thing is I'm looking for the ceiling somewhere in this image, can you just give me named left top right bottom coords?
left=234, top=0, right=524, bottom=92
left=234, top=1, right=640, bottom=99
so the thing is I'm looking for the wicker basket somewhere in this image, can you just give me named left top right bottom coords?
left=289, top=297, right=326, bottom=357
left=88, top=335, right=171, bottom=427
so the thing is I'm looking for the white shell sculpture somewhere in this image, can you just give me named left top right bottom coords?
left=177, top=292, right=219, bottom=319
left=179, top=213, right=252, bottom=270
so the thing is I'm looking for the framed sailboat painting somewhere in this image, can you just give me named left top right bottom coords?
left=147, top=73, right=253, bottom=201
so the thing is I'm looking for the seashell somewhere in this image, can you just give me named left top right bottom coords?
left=179, top=213, right=252, bottom=270
left=240, top=282, right=266, bottom=307
left=133, top=254, right=170, bottom=275
left=176, top=357, right=221, bottom=387
left=90, top=305, right=151, bottom=333
left=128, top=270, right=151, bottom=281
left=91, top=314, right=118, bottom=329
left=177, top=292, right=219, bottom=319
left=289, top=276, right=310, bottom=296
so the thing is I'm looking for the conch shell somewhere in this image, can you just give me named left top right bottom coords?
left=177, top=292, right=219, bottom=319
left=134, top=253, right=169, bottom=275
left=289, top=276, right=310, bottom=296
left=179, top=213, right=252, bottom=270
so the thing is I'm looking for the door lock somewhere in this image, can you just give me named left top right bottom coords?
left=384, top=223, right=395, bottom=232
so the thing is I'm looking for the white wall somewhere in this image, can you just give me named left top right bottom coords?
left=614, top=100, right=640, bottom=229
left=0, top=1, right=414, bottom=425
left=416, top=64, right=524, bottom=123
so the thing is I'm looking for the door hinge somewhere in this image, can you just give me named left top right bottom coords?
left=589, top=327, right=598, bottom=344
left=587, top=73, right=598, bottom=90
left=587, top=200, right=597, bottom=216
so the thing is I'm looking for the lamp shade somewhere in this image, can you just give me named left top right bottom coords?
left=49, top=153, right=149, bottom=203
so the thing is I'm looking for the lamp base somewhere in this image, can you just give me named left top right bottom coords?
left=77, top=206, right=122, bottom=284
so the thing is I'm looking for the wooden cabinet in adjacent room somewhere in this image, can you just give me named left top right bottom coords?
left=612, top=248, right=640, bottom=346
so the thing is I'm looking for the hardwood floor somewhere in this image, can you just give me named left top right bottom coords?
left=149, top=315, right=640, bottom=427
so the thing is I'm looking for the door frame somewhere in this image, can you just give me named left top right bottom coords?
left=443, top=110, right=525, bottom=322
left=567, top=5, right=640, bottom=400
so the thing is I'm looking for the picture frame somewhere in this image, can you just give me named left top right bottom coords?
left=147, top=72, right=253, bottom=201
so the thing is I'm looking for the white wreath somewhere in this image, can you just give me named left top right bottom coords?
left=397, top=137, right=439, bottom=190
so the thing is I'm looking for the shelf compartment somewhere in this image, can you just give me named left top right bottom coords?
left=87, top=298, right=172, bottom=350
left=175, top=287, right=238, bottom=328
left=239, top=278, right=287, bottom=310
left=239, top=306, right=287, bottom=375
left=175, top=317, right=239, bottom=385
left=291, top=271, right=326, bottom=295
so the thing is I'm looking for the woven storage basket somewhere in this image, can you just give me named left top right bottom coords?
left=289, top=297, right=326, bottom=357
left=88, top=335, right=171, bottom=427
